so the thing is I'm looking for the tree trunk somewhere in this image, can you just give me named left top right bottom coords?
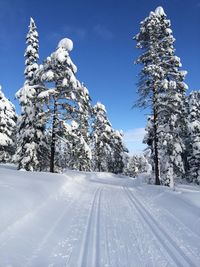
left=153, top=97, right=161, bottom=185
left=50, top=99, right=57, bottom=173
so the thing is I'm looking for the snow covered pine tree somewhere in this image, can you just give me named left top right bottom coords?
left=134, top=6, right=188, bottom=186
left=39, top=38, right=91, bottom=172
left=91, top=102, right=113, bottom=172
left=187, top=91, right=200, bottom=184
left=16, top=17, right=46, bottom=171
left=108, top=130, right=128, bottom=174
left=0, top=86, right=17, bottom=163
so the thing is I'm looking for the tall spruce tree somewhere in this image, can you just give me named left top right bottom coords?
left=134, top=6, right=188, bottom=186
left=0, top=86, right=17, bottom=162
left=16, top=17, right=46, bottom=171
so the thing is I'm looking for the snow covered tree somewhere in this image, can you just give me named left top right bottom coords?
left=72, top=84, right=92, bottom=171
left=126, top=155, right=139, bottom=177
left=24, top=18, right=39, bottom=83
left=91, top=102, right=112, bottom=172
left=15, top=17, right=47, bottom=171
left=63, top=120, right=92, bottom=171
left=0, top=86, right=17, bottom=162
left=108, top=130, right=128, bottom=174
left=125, top=153, right=151, bottom=178
left=39, top=38, right=91, bottom=172
left=187, top=91, right=200, bottom=184
left=134, top=6, right=188, bottom=186
left=143, top=117, right=154, bottom=156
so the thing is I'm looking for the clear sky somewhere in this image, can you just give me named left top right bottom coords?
left=0, top=0, right=200, bottom=154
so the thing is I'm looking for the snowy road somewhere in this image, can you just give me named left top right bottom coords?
left=0, top=166, right=200, bottom=266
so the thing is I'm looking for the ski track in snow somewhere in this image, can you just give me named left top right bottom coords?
left=0, top=168, right=200, bottom=267
left=78, top=187, right=103, bottom=267
left=124, top=186, right=200, bottom=267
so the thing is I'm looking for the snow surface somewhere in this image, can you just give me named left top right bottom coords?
left=0, top=165, right=200, bottom=266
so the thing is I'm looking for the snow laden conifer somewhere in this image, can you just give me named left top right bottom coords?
left=64, top=119, right=92, bottom=171
left=91, top=102, right=112, bottom=172
left=39, top=38, right=91, bottom=172
left=16, top=17, right=46, bottom=171
left=108, top=130, right=128, bottom=174
left=125, top=153, right=150, bottom=178
left=24, top=18, right=39, bottom=83
left=0, top=86, right=17, bottom=162
left=187, top=91, right=200, bottom=184
left=126, top=155, right=139, bottom=177
left=68, top=85, right=92, bottom=171
left=134, top=6, right=188, bottom=186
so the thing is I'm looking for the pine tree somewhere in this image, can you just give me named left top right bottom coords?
left=64, top=120, right=91, bottom=171
left=73, top=84, right=92, bottom=171
left=0, top=86, right=17, bottom=163
left=39, top=38, right=90, bottom=172
left=108, top=130, right=128, bottom=174
left=24, top=18, right=39, bottom=83
left=134, top=6, right=188, bottom=186
left=187, top=91, right=200, bottom=184
left=126, top=155, right=139, bottom=177
left=126, top=153, right=150, bottom=178
left=15, top=17, right=46, bottom=171
left=91, top=102, right=112, bottom=172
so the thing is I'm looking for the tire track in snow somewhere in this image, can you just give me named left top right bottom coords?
left=124, top=186, right=198, bottom=267
left=78, top=187, right=103, bottom=267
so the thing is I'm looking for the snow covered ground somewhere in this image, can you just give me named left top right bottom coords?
left=0, top=164, right=200, bottom=267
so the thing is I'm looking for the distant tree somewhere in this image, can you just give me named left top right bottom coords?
left=126, top=155, right=139, bottom=177
left=187, top=91, right=200, bottom=184
left=126, top=153, right=150, bottom=178
left=134, top=6, right=188, bottom=186
left=108, top=130, right=128, bottom=174
left=91, top=102, right=112, bottom=172
left=0, top=86, right=17, bottom=163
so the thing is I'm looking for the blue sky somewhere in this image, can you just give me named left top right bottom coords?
left=0, top=0, right=200, bottom=153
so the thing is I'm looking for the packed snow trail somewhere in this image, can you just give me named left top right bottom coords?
left=0, top=165, right=200, bottom=266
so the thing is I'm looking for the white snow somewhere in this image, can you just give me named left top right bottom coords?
left=71, top=120, right=79, bottom=129
left=96, top=102, right=106, bottom=112
left=38, top=89, right=57, bottom=99
left=54, top=47, right=68, bottom=63
left=155, top=6, right=166, bottom=17
left=58, top=38, right=73, bottom=52
left=0, top=165, right=200, bottom=266
left=0, top=133, right=11, bottom=146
